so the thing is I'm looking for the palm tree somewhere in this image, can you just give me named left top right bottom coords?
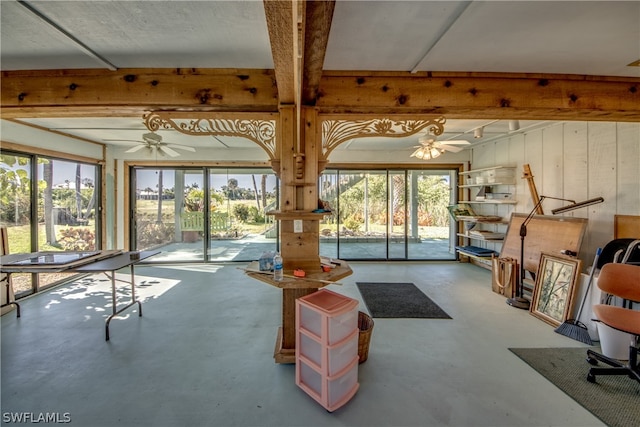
left=156, top=170, right=163, bottom=223
left=227, top=178, right=238, bottom=200
left=43, top=161, right=56, bottom=245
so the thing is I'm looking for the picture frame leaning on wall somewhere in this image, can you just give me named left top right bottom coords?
left=530, top=253, right=582, bottom=327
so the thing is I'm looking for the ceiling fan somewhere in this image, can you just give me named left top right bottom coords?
left=105, top=132, right=196, bottom=157
left=410, top=135, right=470, bottom=160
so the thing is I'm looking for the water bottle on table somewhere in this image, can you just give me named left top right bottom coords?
left=273, top=252, right=283, bottom=281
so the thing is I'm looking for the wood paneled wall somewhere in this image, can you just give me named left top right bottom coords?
left=470, top=121, right=640, bottom=270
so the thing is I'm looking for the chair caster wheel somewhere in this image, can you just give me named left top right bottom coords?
left=586, top=357, right=598, bottom=366
left=587, top=373, right=596, bottom=383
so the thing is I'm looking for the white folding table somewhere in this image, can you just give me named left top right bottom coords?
left=0, top=250, right=159, bottom=340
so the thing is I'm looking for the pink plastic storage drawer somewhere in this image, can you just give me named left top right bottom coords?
left=299, top=329, right=359, bottom=376
left=297, top=357, right=360, bottom=412
left=298, top=289, right=358, bottom=344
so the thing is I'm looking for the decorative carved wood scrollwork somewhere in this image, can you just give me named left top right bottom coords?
left=320, top=116, right=446, bottom=161
left=143, top=112, right=447, bottom=165
left=143, top=112, right=278, bottom=159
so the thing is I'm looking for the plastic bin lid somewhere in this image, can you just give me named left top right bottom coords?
left=299, top=289, right=356, bottom=313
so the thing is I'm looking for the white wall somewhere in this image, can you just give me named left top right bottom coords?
left=468, top=121, right=640, bottom=269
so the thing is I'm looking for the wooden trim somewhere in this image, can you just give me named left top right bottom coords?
left=100, top=152, right=107, bottom=251
left=326, top=162, right=464, bottom=170
left=124, top=160, right=272, bottom=168
left=122, top=161, right=129, bottom=250
left=0, top=140, right=104, bottom=165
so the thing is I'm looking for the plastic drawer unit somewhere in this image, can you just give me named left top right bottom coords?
left=295, top=288, right=359, bottom=412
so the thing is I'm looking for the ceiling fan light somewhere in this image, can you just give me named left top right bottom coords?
left=410, top=147, right=426, bottom=158
left=410, top=146, right=442, bottom=160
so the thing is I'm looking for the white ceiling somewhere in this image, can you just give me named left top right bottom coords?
left=2, top=0, right=639, bottom=154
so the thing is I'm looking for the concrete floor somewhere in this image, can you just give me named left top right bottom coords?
left=1, top=262, right=602, bottom=427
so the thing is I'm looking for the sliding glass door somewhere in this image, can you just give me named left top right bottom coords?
left=131, top=166, right=278, bottom=263
left=207, top=168, right=278, bottom=262
left=319, top=167, right=455, bottom=261
left=1, top=151, right=101, bottom=295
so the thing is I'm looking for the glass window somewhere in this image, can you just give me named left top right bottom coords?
left=131, top=166, right=278, bottom=263
left=1, top=151, right=101, bottom=295
left=319, top=167, right=456, bottom=261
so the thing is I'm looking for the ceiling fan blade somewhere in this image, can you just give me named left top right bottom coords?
left=104, top=139, right=145, bottom=143
left=125, top=144, right=147, bottom=153
left=441, top=140, right=470, bottom=145
left=159, top=146, right=180, bottom=157
left=166, top=144, right=196, bottom=152
left=438, top=144, right=464, bottom=153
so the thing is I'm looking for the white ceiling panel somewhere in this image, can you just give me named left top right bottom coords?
left=1, top=1, right=638, bottom=155
left=1, top=0, right=273, bottom=70
left=324, top=1, right=471, bottom=71
left=415, top=1, right=640, bottom=76
left=0, top=1, right=109, bottom=69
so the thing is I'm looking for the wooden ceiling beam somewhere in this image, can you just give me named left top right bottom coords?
left=2, top=69, right=639, bottom=122
left=0, top=68, right=279, bottom=118
left=315, top=72, right=640, bottom=121
left=301, top=0, right=335, bottom=106
left=264, top=0, right=296, bottom=105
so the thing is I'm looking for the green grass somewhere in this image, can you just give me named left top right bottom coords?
left=5, top=223, right=95, bottom=253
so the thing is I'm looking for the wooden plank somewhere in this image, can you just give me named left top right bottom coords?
left=264, top=0, right=296, bottom=105
left=0, top=227, right=14, bottom=311
left=301, top=1, right=335, bottom=105
left=500, top=213, right=588, bottom=274
left=1, top=68, right=278, bottom=116
left=316, top=73, right=640, bottom=120
left=3, top=70, right=639, bottom=121
left=614, top=215, right=640, bottom=239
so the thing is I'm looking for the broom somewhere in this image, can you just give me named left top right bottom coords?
left=554, top=247, right=602, bottom=345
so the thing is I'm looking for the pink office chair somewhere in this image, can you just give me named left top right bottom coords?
left=586, top=263, right=640, bottom=384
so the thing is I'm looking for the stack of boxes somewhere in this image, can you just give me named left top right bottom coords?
left=295, top=289, right=359, bottom=412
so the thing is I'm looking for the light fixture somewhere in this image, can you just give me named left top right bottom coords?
left=474, top=127, right=484, bottom=139
left=509, top=120, right=520, bottom=131
left=551, top=197, right=605, bottom=214
left=506, top=195, right=605, bottom=310
left=410, top=145, right=442, bottom=160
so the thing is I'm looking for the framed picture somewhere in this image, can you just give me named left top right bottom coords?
left=530, top=253, right=582, bottom=327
